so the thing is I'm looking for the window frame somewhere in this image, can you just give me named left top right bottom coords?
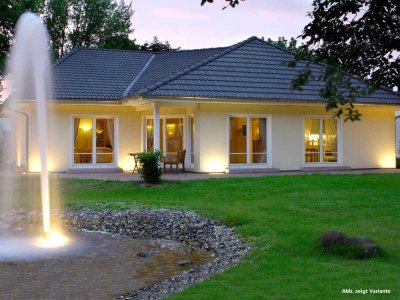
left=303, top=115, right=343, bottom=166
left=142, top=114, right=187, bottom=156
left=70, top=115, right=118, bottom=168
left=227, top=114, right=272, bottom=168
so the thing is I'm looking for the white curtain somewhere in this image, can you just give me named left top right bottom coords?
left=147, top=119, right=154, bottom=151
left=179, top=120, right=183, bottom=151
left=74, top=118, right=80, bottom=143
left=107, top=119, right=114, bottom=149
left=259, top=118, right=267, bottom=152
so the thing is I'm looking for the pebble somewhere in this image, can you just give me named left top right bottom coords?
left=63, top=209, right=250, bottom=300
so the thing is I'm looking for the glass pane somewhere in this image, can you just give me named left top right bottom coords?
left=146, top=119, right=163, bottom=152
left=323, top=119, right=338, bottom=162
left=304, top=118, right=320, bottom=163
left=250, top=118, right=267, bottom=163
left=165, top=118, right=183, bottom=155
left=229, top=117, right=247, bottom=164
left=74, top=118, right=92, bottom=164
left=160, top=119, right=164, bottom=151
left=146, top=119, right=154, bottom=152
left=95, top=119, right=114, bottom=163
left=190, top=117, right=194, bottom=164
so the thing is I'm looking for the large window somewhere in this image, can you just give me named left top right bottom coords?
left=304, top=117, right=338, bottom=163
left=73, top=117, right=115, bottom=164
left=145, top=117, right=184, bottom=156
left=229, top=116, right=268, bottom=165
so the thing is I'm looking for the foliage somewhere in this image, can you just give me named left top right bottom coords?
left=43, top=0, right=69, bottom=59
left=201, top=0, right=244, bottom=9
left=45, top=0, right=138, bottom=58
left=137, top=150, right=162, bottom=184
left=0, top=0, right=137, bottom=66
left=0, top=0, right=43, bottom=73
left=291, top=0, right=400, bottom=121
left=61, top=173, right=400, bottom=298
left=139, top=36, right=180, bottom=52
left=267, top=37, right=299, bottom=53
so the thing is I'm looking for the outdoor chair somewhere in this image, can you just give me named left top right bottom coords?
left=163, top=149, right=186, bottom=173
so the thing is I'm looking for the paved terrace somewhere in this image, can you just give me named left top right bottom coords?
left=48, top=169, right=400, bottom=181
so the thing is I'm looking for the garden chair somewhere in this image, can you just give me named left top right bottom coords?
left=163, top=149, right=186, bottom=173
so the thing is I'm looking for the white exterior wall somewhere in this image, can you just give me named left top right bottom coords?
left=25, top=101, right=398, bottom=173
left=29, top=104, right=141, bottom=172
left=197, top=103, right=397, bottom=172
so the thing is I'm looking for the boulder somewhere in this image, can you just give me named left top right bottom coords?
left=319, top=231, right=350, bottom=248
left=319, top=231, right=381, bottom=259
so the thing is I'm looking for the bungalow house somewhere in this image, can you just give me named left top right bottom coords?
left=7, top=36, right=400, bottom=173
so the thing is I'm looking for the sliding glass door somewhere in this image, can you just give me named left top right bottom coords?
left=73, top=117, right=115, bottom=164
left=229, top=116, right=268, bottom=165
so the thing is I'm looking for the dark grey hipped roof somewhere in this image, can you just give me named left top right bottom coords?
left=52, top=37, right=400, bottom=104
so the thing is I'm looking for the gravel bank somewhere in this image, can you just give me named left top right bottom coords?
left=65, top=209, right=250, bottom=300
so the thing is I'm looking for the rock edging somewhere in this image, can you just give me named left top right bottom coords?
left=65, top=209, right=250, bottom=300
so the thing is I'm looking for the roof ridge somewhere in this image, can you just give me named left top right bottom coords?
left=74, top=47, right=142, bottom=54
left=122, top=54, right=155, bottom=97
left=54, top=48, right=81, bottom=66
left=152, top=46, right=228, bottom=55
left=137, top=36, right=259, bottom=95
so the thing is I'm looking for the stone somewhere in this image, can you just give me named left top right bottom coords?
left=349, top=237, right=380, bottom=257
left=319, top=231, right=350, bottom=248
left=177, top=260, right=193, bottom=266
left=319, top=231, right=381, bottom=258
left=63, top=208, right=250, bottom=299
left=136, top=251, right=150, bottom=258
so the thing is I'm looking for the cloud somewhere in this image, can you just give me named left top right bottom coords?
left=150, top=7, right=209, bottom=20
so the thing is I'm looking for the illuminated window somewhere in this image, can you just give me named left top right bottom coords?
left=145, top=117, right=183, bottom=156
left=73, top=117, right=115, bottom=164
left=304, top=118, right=338, bottom=163
left=229, top=116, right=268, bottom=164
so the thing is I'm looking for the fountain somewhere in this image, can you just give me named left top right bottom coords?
left=1, top=12, right=68, bottom=250
left=0, top=12, right=245, bottom=299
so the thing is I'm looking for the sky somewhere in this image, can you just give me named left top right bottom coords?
left=130, top=0, right=313, bottom=49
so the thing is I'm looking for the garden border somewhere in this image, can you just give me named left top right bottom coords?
left=65, top=209, right=250, bottom=299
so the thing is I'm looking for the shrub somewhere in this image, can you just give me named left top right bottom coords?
left=137, top=150, right=162, bottom=184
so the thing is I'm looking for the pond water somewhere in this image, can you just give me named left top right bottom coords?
left=0, top=229, right=210, bottom=299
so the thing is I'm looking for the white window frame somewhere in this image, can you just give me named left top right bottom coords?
left=143, top=115, right=187, bottom=156
left=303, top=115, right=343, bottom=166
left=227, top=114, right=272, bottom=168
left=70, top=115, right=119, bottom=168
left=187, top=114, right=195, bottom=169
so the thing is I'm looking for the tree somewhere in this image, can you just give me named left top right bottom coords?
left=0, top=0, right=43, bottom=73
left=44, top=0, right=69, bottom=58
left=46, top=0, right=138, bottom=58
left=291, top=0, right=400, bottom=121
left=267, top=37, right=299, bottom=53
left=139, top=36, right=180, bottom=52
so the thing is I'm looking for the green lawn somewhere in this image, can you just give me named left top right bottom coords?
left=22, top=174, right=400, bottom=298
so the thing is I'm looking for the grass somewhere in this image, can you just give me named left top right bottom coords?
left=12, top=173, right=400, bottom=299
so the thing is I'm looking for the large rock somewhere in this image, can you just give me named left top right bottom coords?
left=319, top=231, right=380, bottom=259
left=319, top=231, right=350, bottom=248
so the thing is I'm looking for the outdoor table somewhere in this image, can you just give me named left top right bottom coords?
left=128, top=153, right=141, bottom=173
